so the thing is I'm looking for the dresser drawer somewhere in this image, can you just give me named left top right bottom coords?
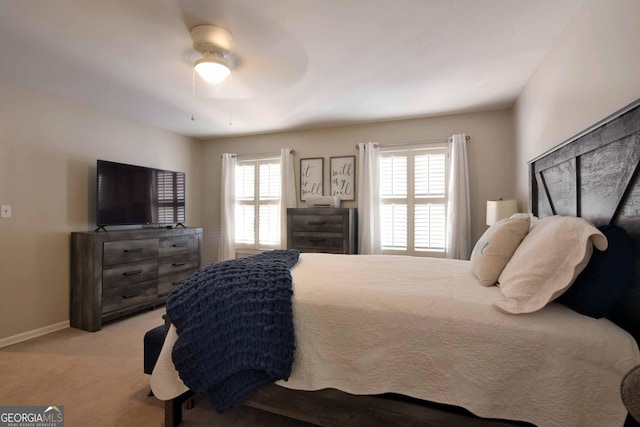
left=102, top=280, right=157, bottom=314
left=102, top=259, right=158, bottom=288
left=103, top=238, right=159, bottom=266
left=291, top=232, right=344, bottom=252
left=291, top=215, right=344, bottom=232
left=159, top=253, right=199, bottom=277
left=158, top=270, right=194, bottom=297
left=159, top=235, right=199, bottom=257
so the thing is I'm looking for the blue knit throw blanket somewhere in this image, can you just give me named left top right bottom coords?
left=166, top=249, right=300, bottom=413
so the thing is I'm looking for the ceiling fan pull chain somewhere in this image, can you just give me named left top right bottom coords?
left=228, top=74, right=233, bottom=127
left=191, top=67, right=196, bottom=121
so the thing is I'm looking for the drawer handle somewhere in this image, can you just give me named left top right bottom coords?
left=171, top=281, right=182, bottom=286
left=172, top=243, right=187, bottom=247
left=122, top=270, right=142, bottom=276
left=307, top=221, right=326, bottom=226
left=122, top=292, right=142, bottom=299
left=172, top=262, right=187, bottom=267
left=124, top=248, right=143, bottom=253
left=307, top=237, right=326, bottom=243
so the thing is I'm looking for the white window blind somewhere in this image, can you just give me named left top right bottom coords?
left=380, top=145, right=448, bottom=256
left=156, top=171, right=185, bottom=224
left=234, top=157, right=281, bottom=251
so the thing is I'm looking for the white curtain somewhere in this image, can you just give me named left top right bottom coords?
left=446, top=133, right=471, bottom=260
left=279, top=148, right=297, bottom=248
left=357, top=142, right=382, bottom=254
left=218, top=153, right=236, bottom=261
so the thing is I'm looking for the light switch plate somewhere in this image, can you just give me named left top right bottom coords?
left=1, top=205, right=11, bottom=218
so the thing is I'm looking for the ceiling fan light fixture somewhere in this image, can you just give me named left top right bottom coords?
left=190, top=25, right=233, bottom=84
left=194, top=54, right=230, bottom=84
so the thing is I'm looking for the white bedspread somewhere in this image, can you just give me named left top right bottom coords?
left=152, top=253, right=640, bottom=427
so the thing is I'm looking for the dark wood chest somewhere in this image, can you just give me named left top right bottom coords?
left=287, top=208, right=357, bottom=254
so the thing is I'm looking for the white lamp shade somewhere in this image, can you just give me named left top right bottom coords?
left=486, top=199, right=518, bottom=226
left=194, top=58, right=230, bottom=84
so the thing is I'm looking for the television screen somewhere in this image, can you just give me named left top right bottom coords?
left=97, top=160, right=185, bottom=226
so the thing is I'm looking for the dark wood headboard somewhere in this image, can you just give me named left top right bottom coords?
left=529, top=99, right=640, bottom=342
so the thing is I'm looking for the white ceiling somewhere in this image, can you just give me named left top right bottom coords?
left=0, top=0, right=581, bottom=140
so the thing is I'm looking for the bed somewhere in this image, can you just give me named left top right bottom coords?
left=151, top=98, right=640, bottom=427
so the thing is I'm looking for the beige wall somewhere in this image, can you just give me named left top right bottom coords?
left=514, top=0, right=640, bottom=208
left=0, top=82, right=202, bottom=341
left=201, top=109, right=515, bottom=265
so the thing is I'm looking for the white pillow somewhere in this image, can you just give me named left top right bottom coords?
left=470, top=216, right=530, bottom=286
left=494, top=215, right=607, bottom=314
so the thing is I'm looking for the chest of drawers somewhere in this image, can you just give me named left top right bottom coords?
left=287, top=208, right=357, bottom=254
left=70, top=228, right=202, bottom=331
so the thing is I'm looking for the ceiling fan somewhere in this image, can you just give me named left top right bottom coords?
left=178, top=1, right=308, bottom=124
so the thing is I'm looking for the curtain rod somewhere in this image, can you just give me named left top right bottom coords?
left=223, top=149, right=296, bottom=158
left=355, top=135, right=470, bottom=149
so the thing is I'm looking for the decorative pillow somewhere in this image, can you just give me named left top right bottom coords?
left=557, top=224, right=634, bottom=318
left=494, top=216, right=608, bottom=314
left=509, top=212, right=539, bottom=231
left=470, top=216, right=530, bottom=286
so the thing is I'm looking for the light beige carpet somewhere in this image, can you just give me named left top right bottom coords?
left=0, top=308, right=313, bottom=427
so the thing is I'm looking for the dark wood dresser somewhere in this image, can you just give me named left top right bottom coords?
left=70, top=227, right=202, bottom=331
left=287, top=208, right=357, bottom=254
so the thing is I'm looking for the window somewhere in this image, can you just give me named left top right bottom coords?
left=235, top=156, right=281, bottom=252
left=156, top=171, right=185, bottom=224
left=380, top=145, right=448, bottom=256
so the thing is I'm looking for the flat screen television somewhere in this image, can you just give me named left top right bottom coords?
left=96, top=160, right=185, bottom=227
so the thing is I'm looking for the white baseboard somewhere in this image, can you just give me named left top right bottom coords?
left=0, top=321, right=70, bottom=348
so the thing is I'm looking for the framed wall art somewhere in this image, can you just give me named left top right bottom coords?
left=300, top=157, right=324, bottom=201
left=330, top=155, right=356, bottom=201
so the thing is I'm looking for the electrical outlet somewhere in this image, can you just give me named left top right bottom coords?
left=1, top=205, right=11, bottom=218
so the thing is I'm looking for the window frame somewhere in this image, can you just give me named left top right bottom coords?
left=379, top=143, right=449, bottom=257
